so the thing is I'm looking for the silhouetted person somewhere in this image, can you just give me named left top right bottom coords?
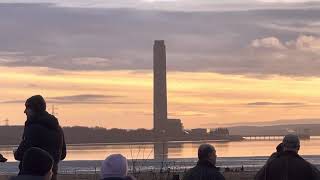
left=255, top=142, right=283, bottom=180
left=101, top=154, right=128, bottom=180
left=255, top=134, right=320, bottom=180
left=11, top=147, right=54, bottom=180
left=0, top=153, right=7, bottom=162
left=14, top=95, right=66, bottom=180
left=183, top=144, right=225, bottom=180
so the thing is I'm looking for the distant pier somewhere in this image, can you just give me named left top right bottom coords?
left=243, top=134, right=310, bottom=141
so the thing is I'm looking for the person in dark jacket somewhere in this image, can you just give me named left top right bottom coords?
left=100, top=154, right=129, bottom=180
left=14, top=95, right=66, bottom=180
left=254, top=143, right=283, bottom=180
left=0, top=153, right=7, bottom=162
left=255, top=134, right=320, bottom=180
left=183, top=144, right=225, bottom=180
left=11, top=147, right=54, bottom=180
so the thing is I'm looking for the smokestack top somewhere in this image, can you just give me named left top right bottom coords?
left=154, top=40, right=165, bottom=45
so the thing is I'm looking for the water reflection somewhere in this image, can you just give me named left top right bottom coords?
left=154, top=142, right=168, bottom=160
left=1, top=138, right=320, bottom=162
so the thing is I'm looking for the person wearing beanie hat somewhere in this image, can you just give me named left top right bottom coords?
left=101, top=154, right=128, bottom=180
left=14, top=95, right=66, bottom=180
left=282, top=134, right=300, bottom=152
left=183, top=144, right=225, bottom=180
left=11, top=147, right=53, bottom=180
left=255, top=134, right=320, bottom=180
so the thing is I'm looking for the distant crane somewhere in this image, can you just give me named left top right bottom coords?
left=49, top=104, right=64, bottom=126
left=50, top=104, right=58, bottom=116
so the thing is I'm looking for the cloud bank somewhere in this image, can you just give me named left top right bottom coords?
left=0, top=3, right=320, bottom=77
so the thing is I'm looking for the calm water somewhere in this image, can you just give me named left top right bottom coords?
left=1, top=136, right=320, bottom=161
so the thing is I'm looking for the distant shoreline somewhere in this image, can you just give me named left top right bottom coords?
left=0, top=139, right=234, bottom=147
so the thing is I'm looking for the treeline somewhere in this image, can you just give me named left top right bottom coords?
left=63, top=126, right=155, bottom=144
left=0, top=126, right=23, bottom=145
left=0, top=125, right=241, bottom=146
left=0, top=126, right=156, bottom=145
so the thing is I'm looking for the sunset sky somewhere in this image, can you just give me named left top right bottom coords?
left=1, top=0, right=320, bottom=129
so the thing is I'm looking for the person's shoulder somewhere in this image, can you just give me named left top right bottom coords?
left=286, top=153, right=316, bottom=170
left=184, top=167, right=195, bottom=174
left=304, top=159, right=319, bottom=170
left=183, top=167, right=196, bottom=180
left=208, top=167, right=225, bottom=179
left=293, top=154, right=312, bottom=164
left=214, top=171, right=225, bottom=180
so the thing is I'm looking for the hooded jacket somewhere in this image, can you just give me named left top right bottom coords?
left=14, top=111, right=66, bottom=173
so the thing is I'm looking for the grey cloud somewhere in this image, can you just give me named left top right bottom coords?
left=48, top=94, right=118, bottom=101
left=26, top=83, right=39, bottom=88
left=201, top=118, right=320, bottom=127
left=1, top=1, right=320, bottom=11
left=168, top=111, right=209, bottom=117
left=246, top=102, right=306, bottom=106
left=1, top=3, right=320, bottom=76
left=0, top=94, right=143, bottom=105
left=48, top=94, right=142, bottom=104
left=0, top=100, right=26, bottom=104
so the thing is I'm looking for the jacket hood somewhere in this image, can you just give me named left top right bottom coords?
left=25, top=111, right=60, bottom=131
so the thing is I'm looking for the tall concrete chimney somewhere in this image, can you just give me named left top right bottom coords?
left=153, top=40, right=168, bottom=134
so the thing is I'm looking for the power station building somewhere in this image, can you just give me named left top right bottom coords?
left=153, top=40, right=183, bottom=137
left=153, top=40, right=168, bottom=134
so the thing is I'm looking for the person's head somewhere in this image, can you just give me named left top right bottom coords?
left=282, top=134, right=300, bottom=153
left=276, top=143, right=284, bottom=153
left=21, top=147, right=53, bottom=180
left=198, top=144, right=217, bottom=165
left=24, top=95, right=46, bottom=117
left=101, top=154, right=128, bottom=179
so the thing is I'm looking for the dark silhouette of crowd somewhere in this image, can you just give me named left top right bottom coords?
left=255, top=134, right=320, bottom=180
left=1, top=95, right=320, bottom=180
